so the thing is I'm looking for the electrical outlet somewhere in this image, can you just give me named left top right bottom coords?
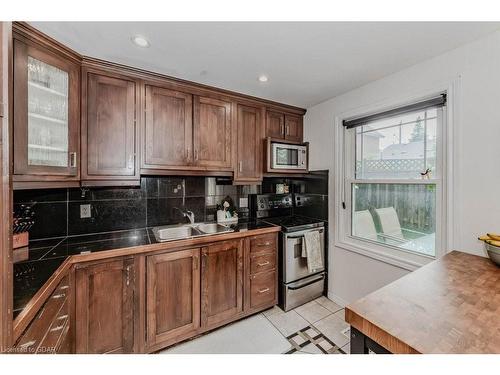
left=80, top=204, right=91, bottom=219
left=239, top=197, right=248, bottom=208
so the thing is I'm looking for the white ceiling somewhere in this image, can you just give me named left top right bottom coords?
left=30, top=22, right=500, bottom=108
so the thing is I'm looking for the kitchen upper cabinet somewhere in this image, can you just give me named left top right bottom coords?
left=193, top=96, right=233, bottom=169
left=284, top=114, right=303, bottom=142
left=265, top=111, right=285, bottom=139
left=13, top=38, right=80, bottom=181
left=75, top=258, right=135, bottom=354
left=201, top=240, right=243, bottom=328
left=265, top=110, right=303, bottom=143
left=146, top=248, right=200, bottom=349
left=143, top=85, right=193, bottom=170
left=234, top=104, right=263, bottom=184
left=82, top=71, right=138, bottom=184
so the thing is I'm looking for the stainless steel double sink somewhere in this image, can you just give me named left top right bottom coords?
left=152, top=223, right=234, bottom=242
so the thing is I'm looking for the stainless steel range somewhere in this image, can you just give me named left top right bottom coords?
left=249, top=194, right=326, bottom=311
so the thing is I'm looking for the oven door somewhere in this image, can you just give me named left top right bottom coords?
left=271, top=143, right=307, bottom=170
left=283, top=227, right=325, bottom=283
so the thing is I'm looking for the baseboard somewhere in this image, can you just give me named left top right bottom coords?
left=327, top=291, right=349, bottom=308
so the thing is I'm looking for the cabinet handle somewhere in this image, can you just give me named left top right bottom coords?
left=128, top=155, right=134, bottom=169
left=280, top=124, right=284, bottom=135
left=286, top=125, right=289, bottom=136
left=18, top=340, right=36, bottom=349
left=50, top=325, right=64, bottom=332
left=194, top=149, right=198, bottom=161
left=52, top=293, right=65, bottom=299
left=194, top=255, right=199, bottom=270
left=257, top=242, right=271, bottom=247
left=258, top=288, right=270, bottom=294
left=59, top=285, right=69, bottom=290
left=125, top=265, right=131, bottom=286
left=239, top=161, right=243, bottom=173
left=69, top=152, right=77, bottom=168
left=57, top=314, right=68, bottom=321
left=257, top=261, right=270, bottom=267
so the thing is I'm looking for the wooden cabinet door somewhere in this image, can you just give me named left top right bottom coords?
left=83, top=73, right=137, bottom=181
left=143, top=85, right=193, bottom=169
left=13, top=39, right=80, bottom=179
left=146, top=248, right=200, bottom=348
left=284, top=114, right=303, bottom=142
left=75, top=258, right=135, bottom=353
left=201, top=240, right=243, bottom=328
left=265, top=110, right=285, bottom=139
left=234, top=104, right=262, bottom=183
left=193, top=96, right=233, bottom=169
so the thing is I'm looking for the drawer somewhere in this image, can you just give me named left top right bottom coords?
left=250, top=253, right=276, bottom=274
left=38, top=300, right=69, bottom=354
left=249, top=233, right=277, bottom=254
left=249, top=271, right=276, bottom=309
left=15, top=276, right=69, bottom=353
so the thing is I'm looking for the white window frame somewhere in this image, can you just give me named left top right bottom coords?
left=333, top=81, right=459, bottom=271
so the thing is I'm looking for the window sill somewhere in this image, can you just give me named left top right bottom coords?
left=333, top=237, right=435, bottom=271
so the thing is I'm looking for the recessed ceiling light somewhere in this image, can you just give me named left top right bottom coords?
left=131, top=35, right=150, bottom=48
left=258, top=75, right=269, bottom=83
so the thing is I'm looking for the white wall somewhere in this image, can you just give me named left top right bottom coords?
left=305, top=30, right=500, bottom=305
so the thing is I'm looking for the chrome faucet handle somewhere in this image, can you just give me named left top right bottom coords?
left=185, top=210, right=195, bottom=224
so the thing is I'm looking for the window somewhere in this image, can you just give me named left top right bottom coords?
left=342, top=95, right=446, bottom=259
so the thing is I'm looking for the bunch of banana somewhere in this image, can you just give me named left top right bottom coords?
left=478, top=233, right=500, bottom=247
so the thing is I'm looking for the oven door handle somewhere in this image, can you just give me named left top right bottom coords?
left=287, top=229, right=324, bottom=239
left=287, top=274, right=325, bottom=290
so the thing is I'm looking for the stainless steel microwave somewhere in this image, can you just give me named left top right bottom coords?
left=268, top=141, right=308, bottom=171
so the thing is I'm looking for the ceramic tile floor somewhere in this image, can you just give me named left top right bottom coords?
left=161, top=296, right=351, bottom=354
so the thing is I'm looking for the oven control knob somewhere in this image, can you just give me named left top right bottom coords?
left=259, top=204, right=265, bottom=209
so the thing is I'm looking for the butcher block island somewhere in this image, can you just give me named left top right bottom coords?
left=346, top=251, right=500, bottom=354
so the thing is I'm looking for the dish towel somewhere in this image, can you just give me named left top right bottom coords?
left=302, top=231, right=323, bottom=273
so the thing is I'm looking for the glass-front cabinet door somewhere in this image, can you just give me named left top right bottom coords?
left=13, top=39, right=79, bottom=179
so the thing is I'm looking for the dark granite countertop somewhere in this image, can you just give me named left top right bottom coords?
left=14, top=220, right=277, bottom=318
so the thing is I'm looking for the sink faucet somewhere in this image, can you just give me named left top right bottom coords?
left=174, top=207, right=195, bottom=224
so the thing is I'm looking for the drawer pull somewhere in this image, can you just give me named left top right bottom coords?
left=50, top=325, right=64, bottom=332
left=57, top=314, right=68, bottom=321
left=18, top=340, right=36, bottom=349
left=256, top=242, right=271, bottom=247
left=257, top=261, right=270, bottom=267
left=258, top=288, right=270, bottom=294
left=59, top=285, right=69, bottom=290
left=52, top=293, right=65, bottom=299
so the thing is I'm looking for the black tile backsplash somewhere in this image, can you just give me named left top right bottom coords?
left=68, top=199, right=147, bottom=236
left=14, top=172, right=329, bottom=240
left=15, top=176, right=262, bottom=240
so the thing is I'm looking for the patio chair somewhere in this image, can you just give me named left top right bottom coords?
left=375, top=207, right=404, bottom=240
left=353, top=210, right=378, bottom=241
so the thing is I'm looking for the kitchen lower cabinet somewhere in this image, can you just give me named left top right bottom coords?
left=75, top=257, right=135, bottom=353
left=146, top=248, right=200, bottom=349
left=82, top=71, right=139, bottom=185
left=245, top=233, right=278, bottom=312
left=14, top=275, right=72, bottom=354
left=234, top=104, right=263, bottom=184
left=201, top=239, right=243, bottom=328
